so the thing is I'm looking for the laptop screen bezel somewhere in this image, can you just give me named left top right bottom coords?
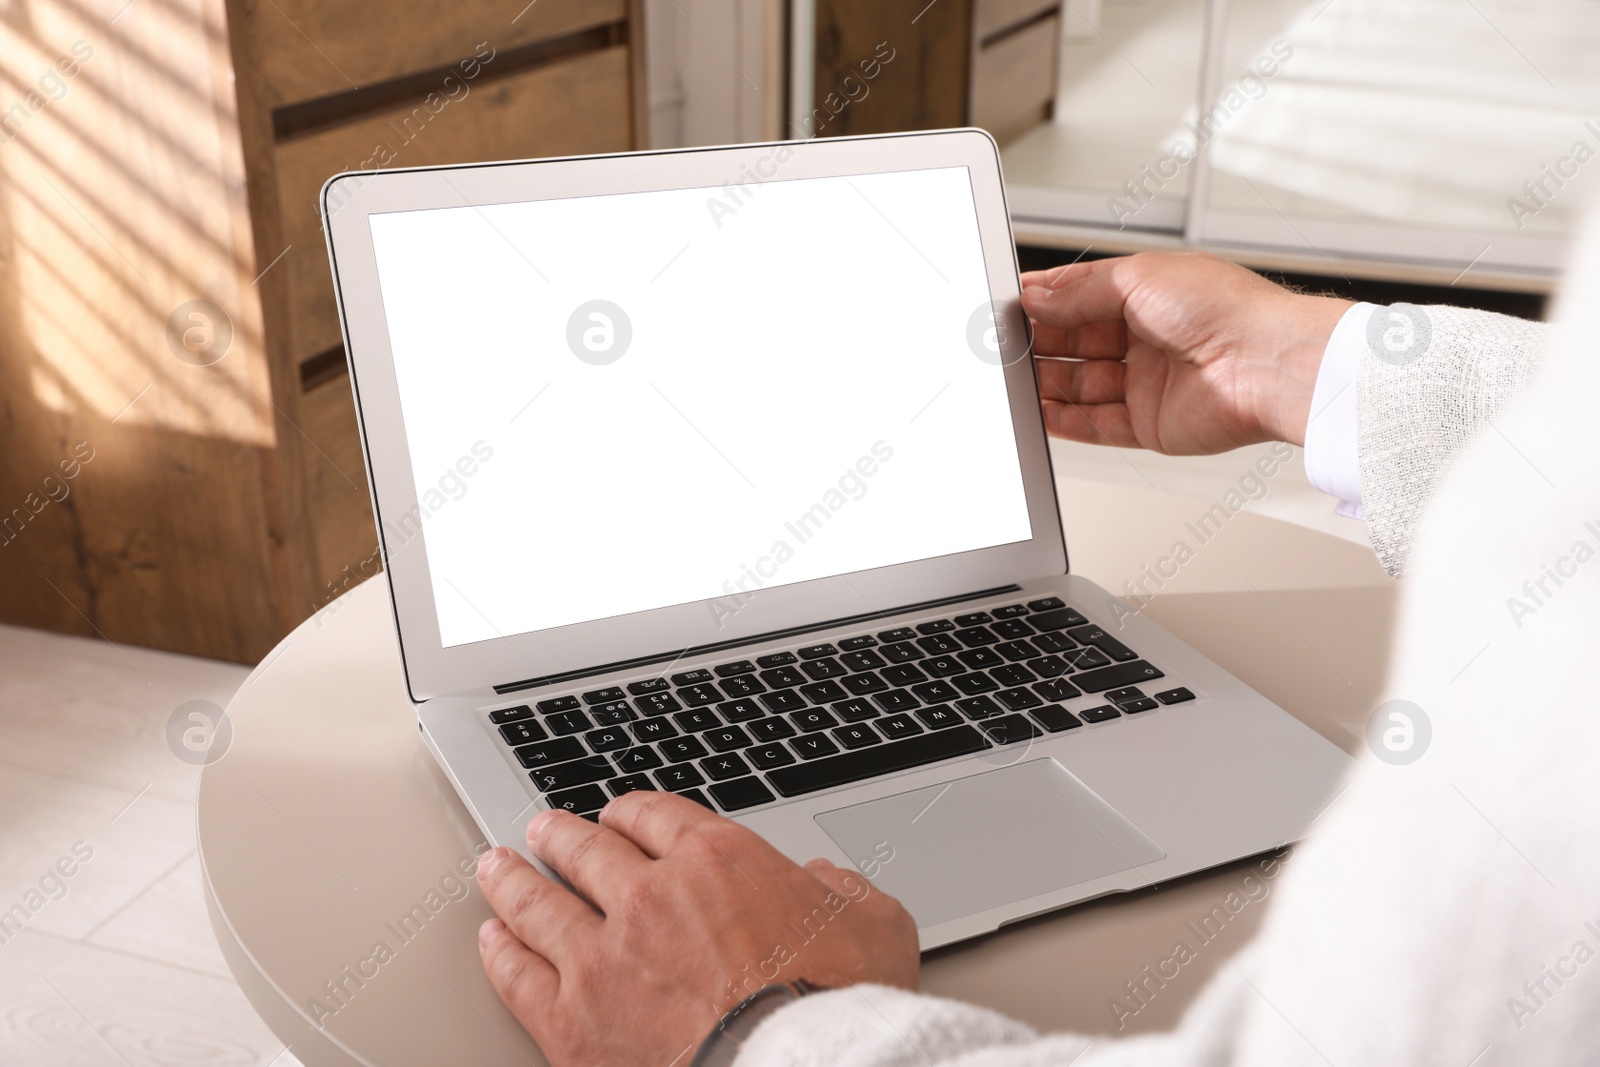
left=322, top=129, right=1068, bottom=702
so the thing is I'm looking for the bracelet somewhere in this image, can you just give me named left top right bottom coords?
left=690, top=979, right=829, bottom=1067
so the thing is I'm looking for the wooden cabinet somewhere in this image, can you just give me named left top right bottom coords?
left=0, top=0, right=645, bottom=662
left=807, top=0, right=1059, bottom=144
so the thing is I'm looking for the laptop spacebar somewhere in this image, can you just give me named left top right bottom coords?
left=766, top=726, right=990, bottom=797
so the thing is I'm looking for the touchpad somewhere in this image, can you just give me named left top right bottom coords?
left=814, top=759, right=1165, bottom=928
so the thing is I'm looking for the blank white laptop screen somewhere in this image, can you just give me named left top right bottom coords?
left=367, top=165, right=1033, bottom=649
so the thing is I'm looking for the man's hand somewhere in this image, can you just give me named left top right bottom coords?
left=475, top=792, right=919, bottom=1067
left=1021, top=251, right=1352, bottom=454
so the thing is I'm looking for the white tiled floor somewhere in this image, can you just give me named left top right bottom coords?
left=0, top=442, right=1359, bottom=1066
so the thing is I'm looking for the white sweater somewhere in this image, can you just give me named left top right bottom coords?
left=737, top=213, right=1600, bottom=1067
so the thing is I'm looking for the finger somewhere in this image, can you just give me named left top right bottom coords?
left=1040, top=398, right=1140, bottom=448
left=1028, top=319, right=1128, bottom=361
left=527, top=808, right=652, bottom=912
left=1021, top=262, right=1139, bottom=334
left=1021, top=255, right=1118, bottom=292
left=476, top=846, right=601, bottom=962
left=1035, top=357, right=1127, bottom=407
left=601, top=789, right=738, bottom=860
left=479, top=916, right=559, bottom=1020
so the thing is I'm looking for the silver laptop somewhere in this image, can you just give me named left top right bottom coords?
left=321, top=129, right=1350, bottom=949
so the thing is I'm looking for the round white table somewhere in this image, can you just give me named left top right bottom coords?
left=201, top=477, right=1395, bottom=1066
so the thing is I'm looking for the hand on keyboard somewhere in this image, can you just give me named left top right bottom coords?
left=474, top=791, right=919, bottom=1067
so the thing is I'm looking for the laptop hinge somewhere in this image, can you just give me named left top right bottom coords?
left=491, top=584, right=1022, bottom=695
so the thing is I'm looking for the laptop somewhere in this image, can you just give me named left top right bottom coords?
left=321, top=129, right=1350, bottom=949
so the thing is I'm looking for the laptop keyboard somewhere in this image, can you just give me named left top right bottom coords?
left=487, top=597, right=1197, bottom=819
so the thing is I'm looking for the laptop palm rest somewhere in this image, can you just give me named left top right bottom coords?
left=814, top=758, right=1166, bottom=928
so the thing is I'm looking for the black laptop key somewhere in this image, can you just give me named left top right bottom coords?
left=700, top=753, right=751, bottom=781
left=1030, top=704, right=1082, bottom=732
left=798, top=644, right=839, bottom=660
left=614, top=746, right=664, bottom=772
left=766, top=725, right=989, bottom=797
left=951, top=672, right=999, bottom=696
left=922, top=655, right=965, bottom=678
left=709, top=776, right=775, bottom=812
left=800, top=657, right=847, bottom=680
left=654, top=765, right=705, bottom=790
left=631, top=718, right=679, bottom=743
left=799, top=680, right=848, bottom=704
left=760, top=690, right=807, bottom=714
left=719, top=675, right=765, bottom=698
left=703, top=726, right=753, bottom=752
left=717, top=697, right=765, bottom=723
left=1026, top=596, right=1067, bottom=612
left=672, top=708, right=722, bottom=733
left=498, top=720, right=548, bottom=746
left=1073, top=660, right=1165, bottom=692
left=990, top=664, right=1037, bottom=688
left=591, top=700, right=637, bottom=725
left=994, top=640, right=1040, bottom=663
left=715, top=660, right=757, bottom=677
left=954, top=612, right=992, bottom=627
left=607, top=773, right=656, bottom=797
left=546, top=784, right=609, bottom=814
left=532, top=756, right=615, bottom=792
left=990, top=619, right=1035, bottom=640
left=1155, top=687, right=1196, bottom=705
left=910, top=680, right=959, bottom=703
left=660, top=736, right=708, bottom=763
left=839, top=649, right=887, bottom=672
left=1034, top=678, right=1083, bottom=702
left=832, top=698, right=880, bottom=723
left=756, top=651, right=797, bottom=668
left=877, top=627, right=917, bottom=643
left=582, top=687, right=625, bottom=705
left=514, top=737, right=584, bottom=768
left=880, top=641, right=924, bottom=664
left=675, top=787, right=715, bottom=809
left=1067, top=626, right=1139, bottom=662
left=1063, top=647, right=1111, bottom=670
left=1026, top=655, right=1070, bottom=679
left=585, top=726, right=631, bottom=753
left=1032, top=631, right=1077, bottom=654
left=747, top=742, right=796, bottom=769
left=955, top=696, right=1003, bottom=720
left=838, top=635, right=878, bottom=651
left=635, top=692, right=682, bottom=717
left=537, top=696, right=581, bottom=715
left=759, top=666, right=806, bottom=689
left=679, top=683, right=722, bottom=707
left=917, top=634, right=961, bottom=655
left=791, top=734, right=840, bottom=759
left=832, top=723, right=881, bottom=750
left=953, top=626, right=999, bottom=648
left=873, top=689, right=920, bottom=713
left=876, top=713, right=923, bottom=740
left=672, top=669, right=713, bottom=686
left=916, top=619, right=955, bottom=634
left=841, top=672, right=888, bottom=696
left=915, top=704, right=964, bottom=730
left=1120, top=697, right=1159, bottom=713
left=880, top=664, right=928, bottom=687
left=1106, top=687, right=1146, bottom=703
left=490, top=705, right=533, bottom=725
left=995, top=687, right=1043, bottom=711
left=628, top=678, right=669, bottom=696
left=980, top=714, right=1041, bottom=745
left=791, top=708, right=838, bottom=732
left=1078, top=704, right=1121, bottom=724
left=749, top=717, right=796, bottom=742
left=545, top=710, right=592, bottom=736
left=956, top=648, right=1004, bottom=670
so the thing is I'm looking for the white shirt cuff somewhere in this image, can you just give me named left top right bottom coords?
left=1303, top=302, right=1370, bottom=521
